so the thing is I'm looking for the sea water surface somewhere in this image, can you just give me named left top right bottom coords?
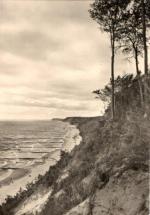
left=0, top=120, right=81, bottom=204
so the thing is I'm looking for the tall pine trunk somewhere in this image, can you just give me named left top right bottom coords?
left=141, top=0, right=149, bottom=116
left=111, top=31, right=115, bottom=119
left=141, top=0, right=148, bottom=75
left=133, top=46, right=144, bottom=108
left=135, top=48, right=139, bottom=75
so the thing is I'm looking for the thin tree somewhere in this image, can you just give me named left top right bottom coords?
left=134, top=0, right=150, bottom=75
left=134, top=0, right=150, bottom=113
left=118, top=6, right=145, bottom=107
left=119, top=8, right=143, bottom=75
left=89, top=0, right=130, bottom=119
left=141, top=0, right=149, bottom=75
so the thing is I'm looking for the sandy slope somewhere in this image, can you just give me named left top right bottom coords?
left=3, top=122, right=82, bottom=215
left=0, top=155, right=57, bottom=204
left=14, top=187, right=52, bottom=215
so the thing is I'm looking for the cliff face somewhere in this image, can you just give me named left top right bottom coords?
left=1, top=78, right=149, bottom=215
left=92, top=169, right=148, bottom=215
left=40, top=109, right=149, bottom=215
left=1, top=113, right=149, bottom=215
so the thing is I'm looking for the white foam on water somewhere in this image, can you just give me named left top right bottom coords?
left=0, top=120, right=81, bottom=205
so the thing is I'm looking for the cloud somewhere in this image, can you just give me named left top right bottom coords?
left=0, top=31, right=61, bottom=60
left=0, top=0, right=146, bottom=120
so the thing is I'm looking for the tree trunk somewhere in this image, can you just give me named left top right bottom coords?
left=134, top=48, right=139, bottom=75
left=138, top=75, right=144, bottom=108
left=141, top=0, right=149, bottom=116
left=141, top=0, right=148, bottom=75
left=111, top=32, right=115, bottom=119
left=134, top=47, right=144, bottom=107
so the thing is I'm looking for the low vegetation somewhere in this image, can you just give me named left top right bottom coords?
left=0, top=74, right=149, bottom=215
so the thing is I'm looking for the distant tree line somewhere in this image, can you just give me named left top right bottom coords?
left=89, top=0, right=150, bottom=119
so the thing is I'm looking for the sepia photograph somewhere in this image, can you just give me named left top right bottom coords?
left=0, top=0, right=149, bottom=214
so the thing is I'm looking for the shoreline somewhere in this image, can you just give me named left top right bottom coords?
left=0, top=121, right=82, bottom=206
left=0, top=168, right=29, bottom=187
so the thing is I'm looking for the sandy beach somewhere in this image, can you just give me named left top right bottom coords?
left=0, top=121, right=81, bottom=206
left=0, top=168, right=29, bottom=187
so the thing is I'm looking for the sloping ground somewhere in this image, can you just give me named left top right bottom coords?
left=1, top=111, right=149, bottom=215
left=40, top=110, right=149, bottom=215
left=0, top=124, right=81, bottom=215
left=14, top=186, right=52, bottom=215
left=92, top=169, right=148, bottom=215
left=64, top=198, right=90, bottom=215
left=1, top=85, right=149, bottom=215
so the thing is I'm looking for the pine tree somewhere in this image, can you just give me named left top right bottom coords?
left=89, top=0, right=130, bottom=119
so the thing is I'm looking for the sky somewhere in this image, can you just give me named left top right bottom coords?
left=0, top=0, right=145, bottom=120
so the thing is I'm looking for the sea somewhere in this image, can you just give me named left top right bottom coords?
left=0, top=120, right=80, bottom=204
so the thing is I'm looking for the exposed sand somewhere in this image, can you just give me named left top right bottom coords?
left=0, top=169, right=13, bottom=182
left=14, top=186, right=52, bottom=215
left=0, top=150, right=58, bottom=204
left=65, top=198, right=90, bottom=215
left=62, top=124, right=82, bottom=152
left=0, top=168, right=29, bottom=186
left=0, top=122, right=82, bottom=207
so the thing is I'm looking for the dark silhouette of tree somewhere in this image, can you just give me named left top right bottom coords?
left=118, top=7, right=143, bottom=75
left=89, top=0, right=130, bottom=119
left=116, top=3, right=145, bottom=108
left=131, top=0, right=150, bottom=114
left=141, top=0, right=149, bottom=75
left=93, top=74, right=149, bottom=117
left=132, top=0, right=150, bottom=75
